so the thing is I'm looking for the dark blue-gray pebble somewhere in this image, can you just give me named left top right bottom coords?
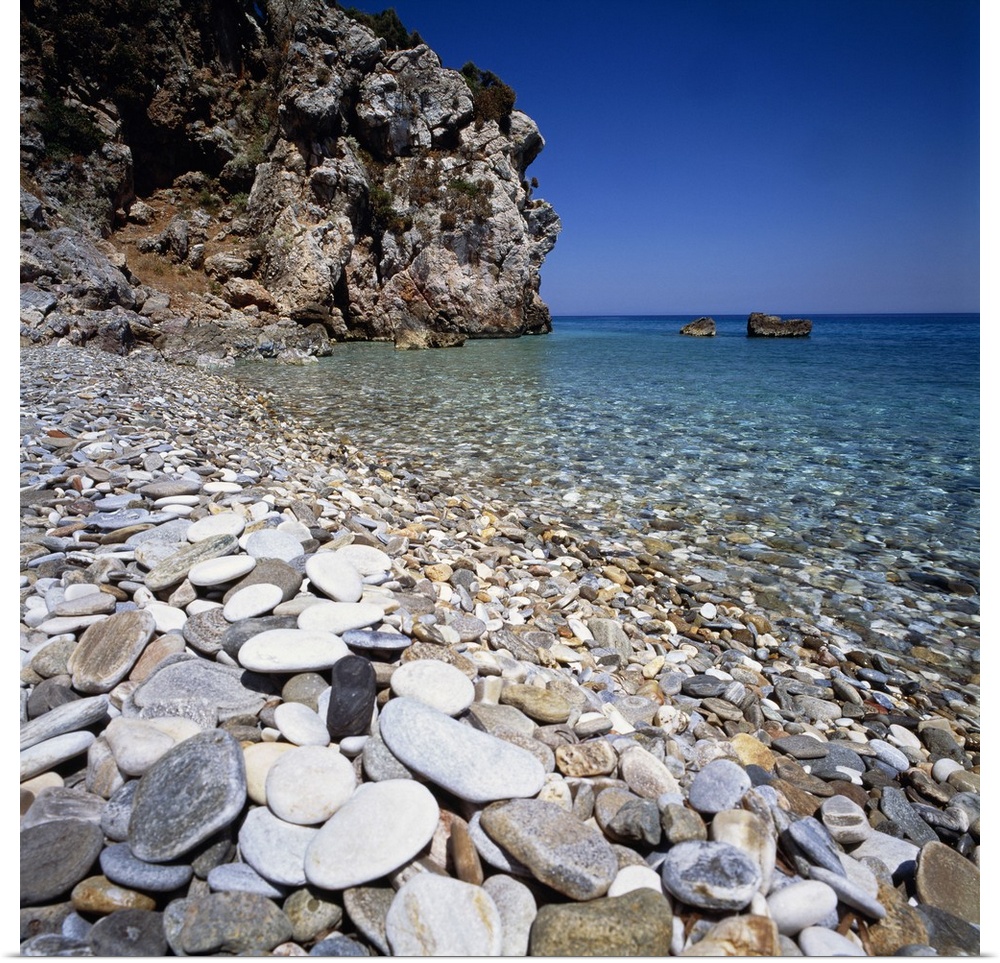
left=88, top=910, right=167, bottom=956
left=100, top=842, right=193, bottom=892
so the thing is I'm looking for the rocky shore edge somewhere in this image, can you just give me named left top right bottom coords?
left=20, top=345, right=980, bottom=956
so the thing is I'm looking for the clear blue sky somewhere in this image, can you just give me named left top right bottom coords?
left=347, top=0, right=979, bottom=316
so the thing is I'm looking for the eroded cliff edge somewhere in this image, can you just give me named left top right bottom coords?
left=20, top=0, right=561, bottom=362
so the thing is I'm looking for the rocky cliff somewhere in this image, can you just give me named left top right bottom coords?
left=19, top=0, right=560, bottom=362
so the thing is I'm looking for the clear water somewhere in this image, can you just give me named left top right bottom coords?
left=234, top=314, right=980, bottom=659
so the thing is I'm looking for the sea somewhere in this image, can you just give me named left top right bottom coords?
left=233, top=314, right=980, bottom=688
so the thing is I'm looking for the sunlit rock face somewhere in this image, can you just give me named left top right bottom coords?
left=19, top=0, right=560, bottom=361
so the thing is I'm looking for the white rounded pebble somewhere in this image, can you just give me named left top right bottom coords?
left=187, top=512, right=247, bottom=542
left=104, top=717, right=187, bottom=776
left=304, top=780, right=440, bottom=889
left=266, top=746, right=357, bottom=825
left=187, top=555, right=256, bottom=587
left=238, top=629, right=349, bottom=673
left=887, top=724, right=923, bottom=751
left=297, top=601, right=385, bottom=634
left=932, top=757, right=964, bottom=782
left=607, top=864, right=664, bottom=897
left=273, top=702, right=331, bottom=747
left=390, top=660, right=475, bottom=716
left=244, top=529, right=307, bottom=562
left=385, top=874, right=502, bottom=956
left=223, top=583, right=283, bottom=622
left=306, top=553, right=364, bottom=602
left=332, top=545, right=392, bottom=576
left=243, top=742, right=296, bottom=805
left=144, top=602, right=187, bottom=633
left=797, top=926, right=866, bottom=956
left=238, top=806, right=317, bottom=886
left=203, top=480, right=243, bottom=494
left=767, top=879, right=839, bottom=935
left=21, top=731, right=96, bottom=780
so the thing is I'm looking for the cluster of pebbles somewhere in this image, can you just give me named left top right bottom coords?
left=20, top=346, right=980, bottom=956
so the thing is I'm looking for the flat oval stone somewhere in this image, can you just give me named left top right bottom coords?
left=528, top=887, right=674, bottom=956
left=266, top=746, right=357, bottom=824
left=390, top=660, right=475, bottom=716
left=482, top=875, right=537, bottom=956
left=480, top=798, right=619, bottom=900
left=100, top=842, right=193, bottom=892
left=71, top=874, right=156, bottom=913
left=174, top=891, right=292, bottom=955
left=128, top=729, right=247, bottom=862
left=222, top=582, right=281, bottom=622
left=88, top=908, right=168, bottom=956
left=243, top=529, right=305, bottom=565
left=238, top=806, right=318, bottom=886
left=607, top=864, right=664, bottom=897
left=104, top=716, right=200, bottom=777
left=20, top=786, right=105, bottom=829
left=660, top=840, right=762, bottom=910
left=297, top=601, right=384, bottom=634
left=133, top=657, right=270, bottom=716
left=798, top=926, right=867, bottom=956
left=688, top=759, right=752, bottom=813
left=20, top=694, right=110, bottom=751
left=243, top=742, right=296, bottom=805
left=187, top=512, right=247, bottom=542
left=341, top=628, right=412, bottom=655
left=21, top=819, right=104, bottom=905
left=304, top=780, right=440, bottom=890
left=379, top=697, right=546, bottom=803
left=273, top=701, right=330, bottom=746
left=330, top=544, right=391, bottom=574
left=140, top=478, right=204, bottom=498
left=188, top=555, right=256, bottom=587
left=306, top=553, right=364, bottom=602
left=21, top=731, right=96, bottom=780
left=555, top=739, right=619, bottom=777
left=767, top=879, right=839, bottom=935
left=238, top=629, right=349, bottom=673
left=385, top=874, right=502, bottom=956
left=145, top=533, right=239, bottom=592
left=820, top=794, right=873, bottom=845
left=618, top=745, right=680, bottom=798
left=67, top=609, right=155, bottom=694
left=500, top=683, right=572, bottom=723
left=327, top=655, right=377, bottom=740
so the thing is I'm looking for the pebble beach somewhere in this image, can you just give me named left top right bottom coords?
left=20, top=345, right=981, bottom=955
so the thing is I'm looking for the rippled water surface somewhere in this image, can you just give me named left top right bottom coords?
left=235, top=314, right=980, bottom=653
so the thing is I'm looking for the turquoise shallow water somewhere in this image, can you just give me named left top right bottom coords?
left=234, top=314, right=980, bottom=661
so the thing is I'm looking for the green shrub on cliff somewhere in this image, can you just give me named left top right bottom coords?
left=341, top=6, right=423, bottom=50
left=460, top=62, right=516, bottom=131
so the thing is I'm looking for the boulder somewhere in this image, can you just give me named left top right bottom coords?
left=680, top=317, right=716, bottom=337
left=747, top=313, right=812, bottom=337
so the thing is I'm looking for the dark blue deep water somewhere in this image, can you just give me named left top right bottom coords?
left=235, top=314, right=979, bottom=662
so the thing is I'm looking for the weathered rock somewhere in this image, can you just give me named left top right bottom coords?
left=746, top=312, right=812, bottom=337
left=529, top=888, right=673, bottom=956
left=679, top=316, right=716, bottom=337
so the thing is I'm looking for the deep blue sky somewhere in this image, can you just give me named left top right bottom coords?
left=347, top=0, right=980, bottom=315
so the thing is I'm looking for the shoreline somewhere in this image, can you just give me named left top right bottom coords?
left=20, top=345, right=980, bottom=955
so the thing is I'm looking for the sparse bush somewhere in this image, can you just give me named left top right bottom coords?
left=341, top=6, right=423, bottom=50
left=439, top=211, right=457, bottom=231
left=34, top=93, right=105, bottom=160
left=460, top=61, right=516, bottom=131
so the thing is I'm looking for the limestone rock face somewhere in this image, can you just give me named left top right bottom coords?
left=747, top=313, right=813, bottom=337
left=20, top=0, right=560, bottom=360
left=680, top=317, right=716, bottom=337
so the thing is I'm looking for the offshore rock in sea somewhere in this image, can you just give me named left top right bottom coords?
left=680, top=316, right=716, bottom=336
left=747, top=312, right=813, bottom=337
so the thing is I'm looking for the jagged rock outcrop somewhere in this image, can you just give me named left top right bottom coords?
left=679, top=317, right=716, bottom=337
left=19, top=0, right=560, bottom=362
left=746, top=313, right=812, bottom=337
